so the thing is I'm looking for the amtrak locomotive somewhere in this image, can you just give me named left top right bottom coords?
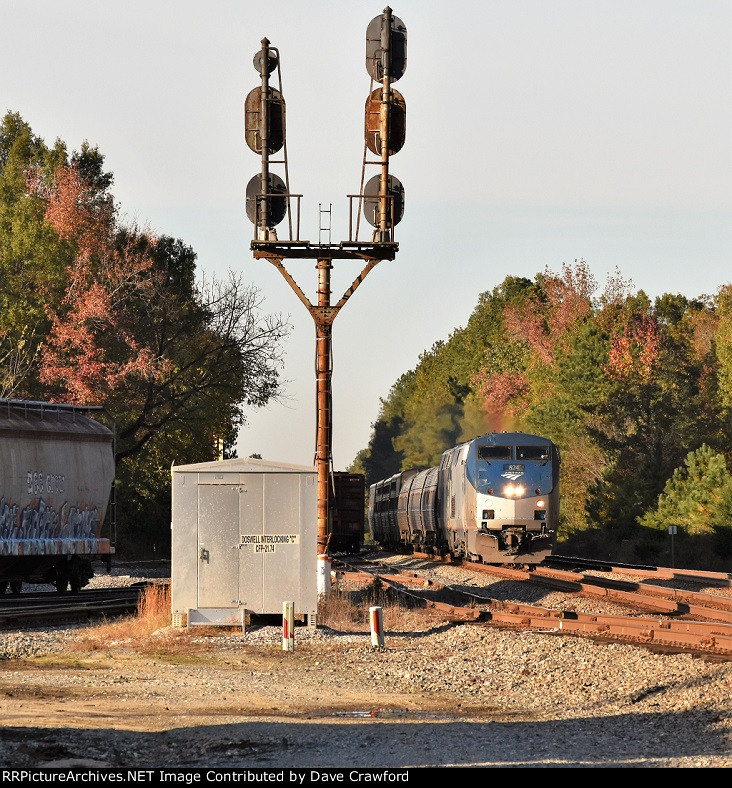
left=368, top=432, right=560, bottom=565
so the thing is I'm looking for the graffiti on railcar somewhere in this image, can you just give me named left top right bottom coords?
left=0, top=497, right=18, bottom=538
left=0, top=495, right=100, bottom=540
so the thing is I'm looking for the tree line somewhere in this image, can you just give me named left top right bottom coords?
left=4, top=111, right=730, bottom=569
left=350, top=261, right=732, bottom=569
left=0, top=112, right=290, bottom=556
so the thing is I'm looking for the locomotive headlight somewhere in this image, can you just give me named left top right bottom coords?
left=514, top=484, right=525, bottom=496
left=536, top=500, right=545, bottom=508
left=504, top=484, right=514, bottom=496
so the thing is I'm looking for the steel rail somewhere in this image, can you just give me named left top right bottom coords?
left=544, top=555, right=732, bottom=587
left=335, top=558, right=732, bottom=658
left=0, top=585, right=151, bottom=628
left=407, top=553, right=732, bottom=623
left=371, top=572, right=732, bottom=658
left=529, top=566, right=732, bottom=623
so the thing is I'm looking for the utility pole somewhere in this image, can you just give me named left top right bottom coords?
left=245, top=8, right=408, bottom=560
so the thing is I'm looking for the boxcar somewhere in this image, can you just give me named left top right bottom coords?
left=328, top=471, right=365, bottom=554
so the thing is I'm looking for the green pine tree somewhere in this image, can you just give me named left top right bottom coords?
left=638, top=444, right=732, bottom=536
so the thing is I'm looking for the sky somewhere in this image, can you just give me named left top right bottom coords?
left=2, top=1, right=731, bottom=470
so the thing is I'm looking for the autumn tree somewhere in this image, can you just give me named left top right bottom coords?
left=468, top=263, right=595, bottom=433
left=0, top=112, right=72, bottom=396
left=581, top=290, right=725, bottom=543
left=465, top=262, right=602, bottom=534
left=1, top=113, right=290, bottom=554
left=32, top=178, right=289, bottom=550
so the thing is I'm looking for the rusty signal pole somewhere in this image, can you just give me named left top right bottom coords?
left=245, top=9, right=407, bottom=559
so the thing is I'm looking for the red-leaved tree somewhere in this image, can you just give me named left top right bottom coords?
left=472, top=260, right=596, bottom=429
left=603, top=314, right=661, bottom=382
left=27, top=161, right=169, bottom=404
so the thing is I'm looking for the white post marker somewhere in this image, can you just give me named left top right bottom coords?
left=370, top=605, right=384, bottom=647
left=282, top=601, right=294, bottom=652
left=317, top=553, right=331, bottom=598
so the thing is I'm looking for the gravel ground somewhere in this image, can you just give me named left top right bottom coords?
left=0, top=555, right=730, bottom=769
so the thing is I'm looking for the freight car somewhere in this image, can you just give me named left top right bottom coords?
left=368, top=432, right=560, bottom=565
left=0, top=399, right=115, bottom=593
left=328, top=471, right=365, bottom=554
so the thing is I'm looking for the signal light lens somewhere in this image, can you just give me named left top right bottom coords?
left=363, top=174, right=405, bottom=229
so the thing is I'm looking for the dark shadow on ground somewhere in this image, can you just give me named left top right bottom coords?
left=1, top=708, right=728, bottom=768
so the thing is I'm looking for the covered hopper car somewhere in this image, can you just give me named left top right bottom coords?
left=0, top=399, right=115, bottom=593
left=368, top=432, right=560, bottom=565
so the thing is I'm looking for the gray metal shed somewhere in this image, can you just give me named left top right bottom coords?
left=171, top=457, right=318, bottom=628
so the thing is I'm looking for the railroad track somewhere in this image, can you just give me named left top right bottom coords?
left=457, top=560, right=732, bottom=624
left=0, top=582, right=158, bottom=628
left=401, top=550, right=732, bottom=621
left=543, top=553, right=732, bottom=587
left=334, top=554, right=732, bottom=659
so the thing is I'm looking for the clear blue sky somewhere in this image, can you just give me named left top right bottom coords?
left=3, top=1, right=731, bottom=468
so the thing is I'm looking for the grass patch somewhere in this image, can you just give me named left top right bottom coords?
left=71, top=581, right=174, bottom=651
left=69, top=575, right=437, bottom=657
left=73, top=583, right=232, bottom=660
left=0, top=655, right=103, bottom=671
left=135, top=649, right=214, bottom=664
left=317, top=578, right=439, bottom=633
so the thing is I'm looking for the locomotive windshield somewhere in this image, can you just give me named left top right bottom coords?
left=478, top=446, right=512, bottom=460
left=478, top=444, right=551, bottom=462
left=517, top=445, right=550, bottom=461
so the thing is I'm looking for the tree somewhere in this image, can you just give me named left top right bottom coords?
left=584, top=291, right=723, bottom=536
left=0, top=113, right=291, bottom=554
left=393, top=276, right=537, bottom=469
left=0, top=112, right=72, bottom=396
left=638, top=444, right=732, bottom=536
left=394, top=342, right=471, bottom=469
left=716, top=285, right=732, bottom=411
left=524, top=321, right=611, bottom=535
left=352, top=251, right=732, bottom=561
left=350, top=371, right=416, bottom=484
left=35, top=213, right=290, bottom=551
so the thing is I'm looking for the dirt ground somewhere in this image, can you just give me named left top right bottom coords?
left=1, top=620, right=731, bottom=770
left=0, top=627, right=523, bottom=770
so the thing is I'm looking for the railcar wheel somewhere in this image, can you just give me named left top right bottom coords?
left=9, top=581, right=22, bottom=595
left=68, top=558, right=85, bottom=594
left=55, top=576, right=69, bottom=594
left=0, top=581, right=7, bottom=594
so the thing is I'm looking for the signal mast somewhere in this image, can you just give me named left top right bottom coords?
left=244, top=8, right=407, bottom=565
